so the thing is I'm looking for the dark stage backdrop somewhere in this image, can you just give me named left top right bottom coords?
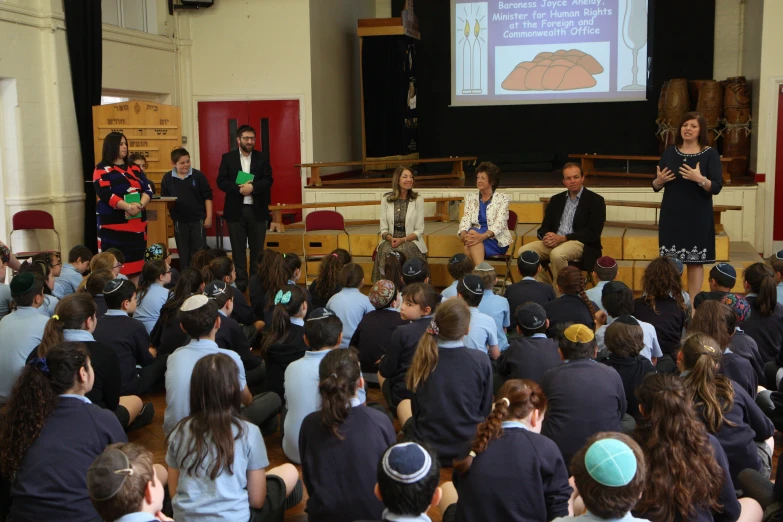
left=392, top=0, right=715, bottom=163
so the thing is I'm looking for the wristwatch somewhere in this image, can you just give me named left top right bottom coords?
left=700, top=179, right=708, bottom=187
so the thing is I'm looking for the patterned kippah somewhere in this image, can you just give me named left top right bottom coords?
left=584, top=438, right=638, bottom=487
left=369, top=280, right=396, bottom=309
left=381, top=442, right=433, bottom=484
left=144, top=243, right=165, bottom=261
left=181, top=294, right=209, bottom=312
left=721, top=293, right=751, bottom=322
left=564, top=324, right=594, bottom=343
left=10, top=272, right=36, bottom=295
left=87, top=448, right=135, bottom=501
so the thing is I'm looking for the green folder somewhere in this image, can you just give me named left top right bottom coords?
left=124, top=193, right=141, bottom=220
left=236, top=171, right=254, bottom=185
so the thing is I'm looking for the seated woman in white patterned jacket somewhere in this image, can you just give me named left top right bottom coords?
left=458, top=162, right=512, bottom=265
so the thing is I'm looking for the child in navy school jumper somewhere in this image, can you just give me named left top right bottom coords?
left=0, top=342, right=127, bottom=522
left=166, top=353, right=302, bottom=522
left=474, top=262, right=511, bottom=352
left=555, top=433, right=648, bottom=522
left=53, top=244, right=92, bottom=298
left=259, top=284, right=308, bottom=401
left=378, top=283, right=441, bottom=415
left=299, top=348, right=396, bottom=522
left=633, top=374, right=743, bottom=522
left=693, top=263, right=736, bottom=310
left=160, top=147, right=213, bottom=270
left=19, top=258, right=59, bottom=318
left=585, top=256, right=618, bottom=313
left=741, top=263, right=783, bottom=364
left=679, top=332, right=775, bottom=483
left=689, top=300, right=758, bottom=398
left=599, top=317, right=656, bottom=422
left=150, top=267, right=204, bottom=355
left=496, top=303, right=563, bottom=392
left=505, top=250, right=555, bottom=330
left=326, top=263, right=374, bottom=349
left=541, top=324, right=626, bottom=470
left=595, top=281, right=662, bottom=365
left=397, top=299, right=493, bottom=466
left=84, top=269, right=115, bottom=319
left=355, top=442, right=442, bottom=522
left=402, top=258, right=430, bottom=286
left=87, top=443, right=169, bottom=522
left=440, top=379, right=572, bottom=522
left=203, top=256, right=264, bottom=343
left=721, top=293, right=765, bottom=384
left=441, top=253, right=475, bottom=299
left=352, top=280, right=407, bottom=380
left=93, top=279, right=166, bottom=396
left=458, top=274, right=499, bottom=359
left=133, top=260, right=172, bottom=335
left=545, top=266, right=600, bottom=337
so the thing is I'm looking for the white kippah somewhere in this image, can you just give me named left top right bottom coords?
left=181, top=294, right=210, bottom=312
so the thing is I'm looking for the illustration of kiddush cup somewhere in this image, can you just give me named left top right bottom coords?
left=621, top=0, right=647, bottom=91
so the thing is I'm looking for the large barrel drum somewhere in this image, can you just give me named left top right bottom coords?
left=661, top=78, right=689, bottom=150
left=689, top=80, right=705, bottom=110
left=695, top=80, right=723, bottom=148
left=722, top=76, right=751, bottom=177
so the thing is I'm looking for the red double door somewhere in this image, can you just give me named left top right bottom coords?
left=198, top=100, right=302, bottom=231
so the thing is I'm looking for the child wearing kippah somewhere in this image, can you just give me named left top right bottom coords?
left=585, top=256, right=618, bottom=313
left=541, top=324, right=626, bottom=469
left=53, top=244, right=92, bottom=298
left=474, top=262, right=511, bottom=353
left=554, top=433, right=648, bottom=522
left=505, top=250, right=556, bottom=330
left=442, top=253, right=474, bottom=299
left=458, top=274, right=499, bottom=360
left=401, top=258, right=430, bottom=286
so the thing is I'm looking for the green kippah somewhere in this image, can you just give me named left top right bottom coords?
left=10, top=272, right=36, bottom=295
left=584, top=438, right=637, bottom=487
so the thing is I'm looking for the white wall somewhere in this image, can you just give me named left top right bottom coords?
left=713, top=0, right=743, bottom=80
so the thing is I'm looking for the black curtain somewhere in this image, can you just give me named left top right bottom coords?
left=63, top=0, right=102, bottom=252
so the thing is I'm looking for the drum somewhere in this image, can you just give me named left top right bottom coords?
left=661, top=79, right=689, bottom=150
left=695, top=80, right=723, bottom=148
left=722, top=76, right=751, bottom=177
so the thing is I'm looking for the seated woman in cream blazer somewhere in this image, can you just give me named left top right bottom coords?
left=372, top=166, right=428, bottom=283
left=458, top=162, right=512, bottom=264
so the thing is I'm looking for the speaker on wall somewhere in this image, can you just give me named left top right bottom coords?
left=168, top=0, right=214, bottom=15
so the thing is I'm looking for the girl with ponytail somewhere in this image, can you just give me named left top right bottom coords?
left=258, top=284, right=308, bottom=400
left=544, top=265, right=600, bottom=336
left=299, top=348, right=395, bottom=522
left=0, top=342, right=127, bottom=521
left=397, top=298, right=493, bottom=466
left=679, top=333, right=774, bottom=482
left=741, top=262, right=783, bottom=363
left=440, top=379, right=571, bottom=522
left=33, top=293, right=146, bottom=431
left=152, top=267, right=204, bottom=355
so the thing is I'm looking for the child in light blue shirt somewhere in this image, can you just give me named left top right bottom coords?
left=585, top=256, right=618, bottom=313
left=53, top=245, right=92, bottom=299
left=442, top=253, right=475, bottom=299
left=133, top=260, right=172, bottom=334
left=458, top=275, right=499, bottom=360
left=326, top=263, right=374, bottom=348
left=474, top=263, right=510, bottom=352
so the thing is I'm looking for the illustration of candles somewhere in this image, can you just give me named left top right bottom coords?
left=462, top=19, right=471, bottom=94
left=471, top=20, right=482, bottom=93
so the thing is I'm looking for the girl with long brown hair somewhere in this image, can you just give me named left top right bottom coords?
left=679, top=333, right=774, bottom=483
left=633, top=373, right=759, bottom=522
left=0, top=342, right=127, bottom=521
left=133, top=259, right=171, bottom=334
left=543, top=265, right=599, bottom=335
left=397, top=298, right=493, bottom=465
left=439, top=379, right=571, bottom=521
left=203, top=256, right=263, bottom=340
left=166, top=353, right=302, bottom=521
left=741, top=263, right=783, bottom=363
left=299, top=348, right=395, bottom=522
left=151, top=267, right=204, bottom=355
left=309, top=248, right=351, bottom=309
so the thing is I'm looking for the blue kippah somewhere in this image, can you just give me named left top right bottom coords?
left=584, top=438, right=637, bottom=487
left=403, top=258, right=424, bottom=276
left=382, top=442, right=432, bottom=484
left=667, top=256, right=684, bottom=275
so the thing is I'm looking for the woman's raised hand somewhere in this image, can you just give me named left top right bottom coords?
left=655, top=166, right=676, bottom=186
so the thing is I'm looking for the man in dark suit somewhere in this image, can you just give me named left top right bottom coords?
left=217, top=125, right=273, bottom=291
left=519, top=162, right=606, bottom=283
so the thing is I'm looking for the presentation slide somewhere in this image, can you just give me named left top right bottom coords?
left=450, top=0, right=649, bottom=106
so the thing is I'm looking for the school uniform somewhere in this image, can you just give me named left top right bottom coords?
left=730, top=327, right=765, bottom=382
left=231, top=288, right=259, bottom=326
left=404, top=339, right=493, bottom=466
left=721, top=348, right=758, bottom=398
left=248, top=273, right=266, bottom=320
left=216, top=309, right=263, bottom=372
left=93, top=294, right=108, bottom=318
left=505, top=277, right=556, bottom=330
left=0, top=283, right=11, bottom=319
left=93, top=309, right=162, bottom=395
left=138, top=266, right=180, bottom=290
left=541, top=359, right=626, bottom=469
left=441, top=280, right=459, bottom=299
left=595, top=316, right=663, bottom=363
left=478, top=290, right=510, bottom=352
left=134, top=283, right=170, bottom=335
left=585, top=280, right=609, bottom=312
left=37, top=294, right=59, bottom=318
left=378, top=317, right=429, bottom=409
left=53, top=263, right=84, bottom=298
left=9, top=395, right=127, bottom=522
left=263, top=319, right=307, bottom=401
left=163, top=339, right=247, bottom=436
left=309, top=280, right=342, bottom=310
left=464, top=307, right=498, bottom=354
left=327, top=288, right=375, bottom=348
left=299, top=399, right=396, bottom=522
left=693, top=290, right=729, bottom=309
left=160, top=167, right=213, bottom=269
left=600, top=354, right=655, bottom=420
left=544, top=295, right=599, bottom=337
left=150, top=314, right=190, bottom=356
left=351, top=308, right=408, bottom=374
left=632, top=297, right=687, bottom=356
left=0, top=306, right=49, bottom=401
left=741, top=296, right=783, bottom=363
left=450, top=421, right=572, bottom=522
left=496, top=334, right=561, bottom=384
left=693, top=379, right=774, bottom=483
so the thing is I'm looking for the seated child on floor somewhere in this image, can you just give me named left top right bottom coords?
left=505, top=251, right=555, bottom=330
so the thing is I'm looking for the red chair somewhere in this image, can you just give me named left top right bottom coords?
left=486, top=210, right=518, bottom=294
left=302, top=210, right=350, bottom=282
left=9, top=210, right=61, bottom=260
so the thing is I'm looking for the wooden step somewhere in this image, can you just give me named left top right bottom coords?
left=623, top=228, right=730, bottom=262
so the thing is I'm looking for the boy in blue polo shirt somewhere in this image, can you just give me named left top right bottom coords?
left=53, top=244, right=92, bottom=298
left=458, top=274, right=499, bottom=360
left=441, top=253, right=474, bottom=299
left=161, top=147, right=213, bottom=270
left=474, top=262, right=510, bottom=352
left=585, top=256, right=618, bottom=312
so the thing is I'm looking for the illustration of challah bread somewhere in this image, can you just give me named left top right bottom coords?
left=501, top=49, right=604, bottom=91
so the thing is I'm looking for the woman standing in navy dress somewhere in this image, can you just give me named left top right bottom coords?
left=458, top=162, right=512, bottom=265
left=654, top=111, right=723, bottom=299
left=93, top=132, right=154, bottom=278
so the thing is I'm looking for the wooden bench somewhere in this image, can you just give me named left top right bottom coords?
left=569, top=153, right=737, bottom=184
left=296, top=156, right=477, bottom=187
